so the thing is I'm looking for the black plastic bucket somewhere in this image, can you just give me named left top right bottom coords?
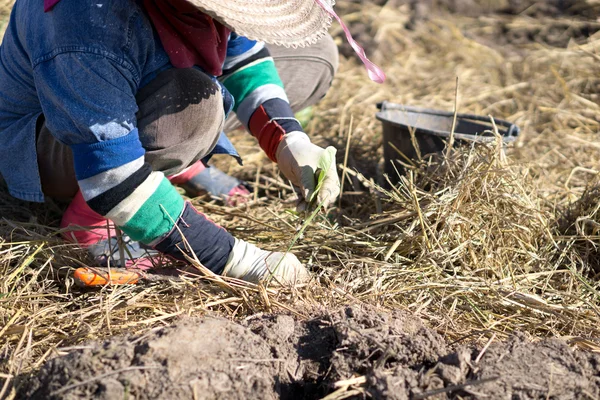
left=376, top=101, right=520, bottom=183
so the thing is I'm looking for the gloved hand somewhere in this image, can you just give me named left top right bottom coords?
left=276, top=131, right=340, bottom=209
left=222, top=238, right=309, bottom=285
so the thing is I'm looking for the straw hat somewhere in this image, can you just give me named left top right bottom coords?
left=187, top=0, right=335, bottom=47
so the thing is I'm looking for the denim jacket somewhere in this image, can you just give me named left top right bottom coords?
left=0, top=0, right=238, bottom=202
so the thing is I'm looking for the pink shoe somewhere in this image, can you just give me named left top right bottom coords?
left=61, top=191, right=159, bottom=270
left=225, top=185, right=251, bottom=207
left=169, top=161, right=251, bottom=206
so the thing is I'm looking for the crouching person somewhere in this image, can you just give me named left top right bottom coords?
left=0, top=0, right=366, bottom=284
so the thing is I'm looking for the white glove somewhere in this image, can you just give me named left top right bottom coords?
left=276, top=131, right=341, bottom=209
left=222, top=238, right=309, bottom=285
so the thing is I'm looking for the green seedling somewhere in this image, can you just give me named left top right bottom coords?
left=294, top=106, right=314, bottom=130
left=267, top=147, right=337, bottom=284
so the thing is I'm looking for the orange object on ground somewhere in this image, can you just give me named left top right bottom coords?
left=73, top=267, right=142, bottom=286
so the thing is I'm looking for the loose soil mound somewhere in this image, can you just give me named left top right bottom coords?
left=21, top=306, right=600, bottom=399
left=23, top=318, right=279, bottom=400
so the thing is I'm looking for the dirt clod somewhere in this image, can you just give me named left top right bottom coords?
left=20, top=306, right=600, bottom=399
left=23, top=317, right=279, bottom=400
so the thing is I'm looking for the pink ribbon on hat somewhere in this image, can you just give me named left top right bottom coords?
left=44, top=0, right=60, bottom=12
left=314, top=0, right=386, bottom=84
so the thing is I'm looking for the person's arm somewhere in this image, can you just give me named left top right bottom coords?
left=34, top=52, right=306, bottom=283
left=222, top=35, right=340, bottom=208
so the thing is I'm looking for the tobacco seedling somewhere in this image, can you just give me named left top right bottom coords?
left=267, top=147, right=337, bottom=284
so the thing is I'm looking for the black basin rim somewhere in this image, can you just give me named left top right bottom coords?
left=376, top=103, right=520, bottom=142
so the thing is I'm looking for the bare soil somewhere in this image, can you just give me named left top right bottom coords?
left=20, top=306, right=600, bottom=399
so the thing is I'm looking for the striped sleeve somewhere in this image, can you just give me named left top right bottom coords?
left=72, top=136, right=235, bottom=272
left=70, top=128, right=185, bottom=244
left=222, top=35, right=303, bottom=161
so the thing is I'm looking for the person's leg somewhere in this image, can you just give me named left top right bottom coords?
left=36, top=116, right=79, bottom=200
left=224, top=34, right=339, bottom=133
left=136, top=68, right=250, bottom=203
left=135, top=68, right=225, bottom=176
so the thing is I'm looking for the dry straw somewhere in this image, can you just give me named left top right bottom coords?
left=1, top=0, right=600, bottom=394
